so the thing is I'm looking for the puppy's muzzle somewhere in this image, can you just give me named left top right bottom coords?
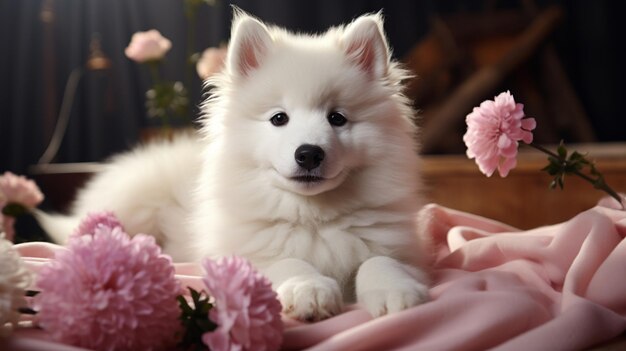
left=295, top=144, right=325, bottom=171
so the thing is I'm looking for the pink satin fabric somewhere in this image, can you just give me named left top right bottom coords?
left=4, top=200, right=626, bottom=350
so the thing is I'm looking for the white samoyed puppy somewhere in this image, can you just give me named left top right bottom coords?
left=40, top=10, right=430, bottom=321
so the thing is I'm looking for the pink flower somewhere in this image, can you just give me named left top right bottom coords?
left=34, top=224, right=182, bottom=351
left=0, top=172, right=44, bottom=209
left=125, top=29, right=172, bottom=63
left=0, top=172, right=44, bottom=241
left=71, top=211, right=124, bottom=237
left=196, top=46, right=227, bottom=80
left=463, top=91, right=537, bottom=177
left=202, top=256, right=283, bottom=351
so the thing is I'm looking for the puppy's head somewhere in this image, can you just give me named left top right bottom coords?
left=203, top=10, right=417, bottom=198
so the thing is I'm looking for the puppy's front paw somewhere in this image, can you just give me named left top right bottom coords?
left=276, top=275, right=343, bottom=322
left=358, top=280, right=429, bottom=318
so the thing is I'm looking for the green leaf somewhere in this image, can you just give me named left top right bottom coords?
left=196, top=318, right=217, bottom=332
left=531, top=143, right=624, bottom=210
left=199, top=301, right=212, bottom=315
left=177, top=295, right=194, bottom=315
left=145, top=81, right=189, bottom=123
left=177, top=288, right=218, bottom=350
left=2, top=202, right=28, bottom=217
left=549, top=179, right=557, bottom=189
left=190, top=287, right=201, bottom=303
left=557, top=175, right=565, bottom=189
left=547, top=156, right=560, bottom=165
left=543, top=157, right=562, bottom=176
left=568, top=151, right=585, bottom=163
left=557, top=143, right=567, bottom=159
left=563, top=161, right=582, bottom=174
left=567, top=151, right=590, bottom=172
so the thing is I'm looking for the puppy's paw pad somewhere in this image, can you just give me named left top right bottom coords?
left=359, top=281, right=429, bottom=317
left=277, top=275, right=343, bottom=322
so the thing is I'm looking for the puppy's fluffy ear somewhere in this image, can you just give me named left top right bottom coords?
left=227, top=9, right=273, bottom=78
left=342, top=13, right=390, bottom=79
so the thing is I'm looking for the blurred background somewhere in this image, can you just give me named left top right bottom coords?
left=1, top=0, right=625, bottom=231
left=2, top=0, right=625, bottom=171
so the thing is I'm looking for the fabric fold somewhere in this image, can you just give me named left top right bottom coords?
left=5, top=200, right=625, bottom=351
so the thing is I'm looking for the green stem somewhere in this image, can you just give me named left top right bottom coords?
left=148, top=61, right=162, bottom=85
left=527, top=142, right=560, bottom=159
left=146, top=61, right=170, bottom=128
left=527, top=142, right=624, bottom=209
left=571, top=169, right=624, bottom=209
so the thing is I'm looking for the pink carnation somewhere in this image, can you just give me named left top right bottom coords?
left=0, top=172, right=44, bottom=208
left=34, top=225, right=182, bottom=351
left=463, top=91, right=537, bottom=177
left=196, top=46, right=227, bottom=80
left=0, top=172, right=44, bottom=241
left=202, top=256, right=283, bottom=351
left=71, top=211, right=124, bottom=237
left=125, top=29, right=172, bottom=63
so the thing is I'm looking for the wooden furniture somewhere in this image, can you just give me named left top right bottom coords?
left=423, top=143, right=626, bottom=229
left=29, top=143, right=625, bottom=229
left=30, top=162, right=106, bottom=212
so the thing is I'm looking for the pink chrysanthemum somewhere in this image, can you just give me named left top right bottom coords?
left=0, top=172, right=44, bottom=241
left=463, top=91, right=537, bottom=177
left=71, top=211, right=124, bottom=237
left=34, top=225, right=182, bottom=351
left=202, top=256, right=283, bottom=351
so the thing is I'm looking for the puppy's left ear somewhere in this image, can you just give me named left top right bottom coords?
left=342, top=13, right=390, bottom=79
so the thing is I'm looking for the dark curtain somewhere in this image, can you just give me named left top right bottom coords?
left=0, top=0, right=222, bottom=174
left=0, top=0, right=433, bottom=176
left=0, top=0, right=624, bottom=176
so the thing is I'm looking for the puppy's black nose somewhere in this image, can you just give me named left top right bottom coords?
left=295, top=144, right=325, bottom=171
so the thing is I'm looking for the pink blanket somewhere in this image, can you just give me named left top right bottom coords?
left=4, top=199, right=626, bottom=351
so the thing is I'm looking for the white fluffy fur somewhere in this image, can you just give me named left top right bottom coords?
left=40, top=10, right=429, bottom=320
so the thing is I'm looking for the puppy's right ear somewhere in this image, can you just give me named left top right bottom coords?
left=227, top=9, right=273, bottom=78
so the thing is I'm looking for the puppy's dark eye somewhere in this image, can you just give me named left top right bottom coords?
left=327, top=111, right=347, bottom=127
left=270, top=112, right=289, bottom=126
